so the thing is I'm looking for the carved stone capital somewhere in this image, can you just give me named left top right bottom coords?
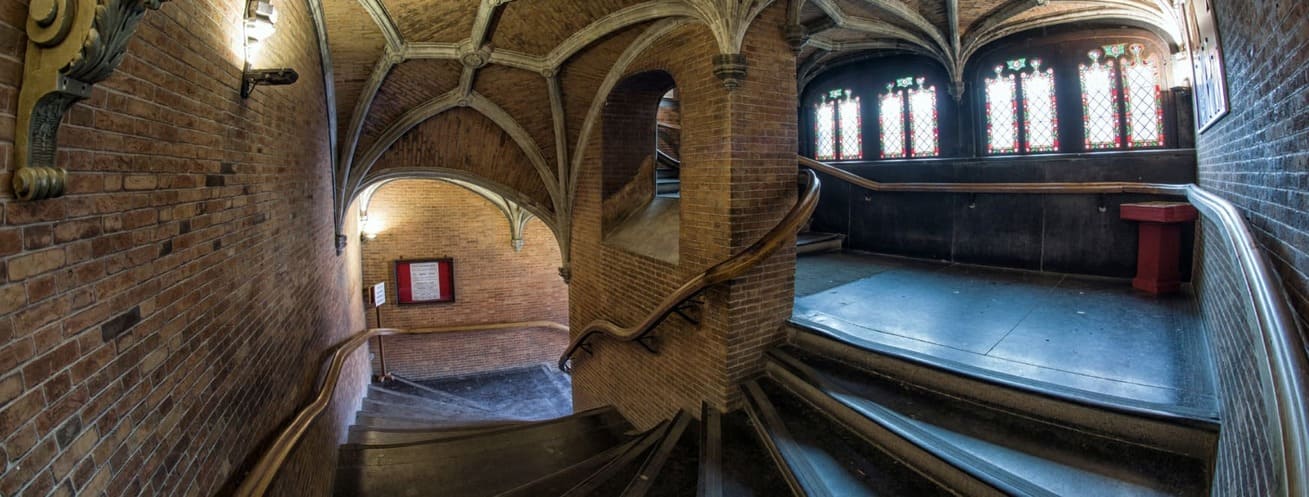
left=15, top=0, right=169, bottom=201
left=784, top=25, right=809, bottom=55
left=712, top=53, right=748, bottom=91
left=558, top=266, right=572, bottom=284
left=336, top=234, right=349, bottom=255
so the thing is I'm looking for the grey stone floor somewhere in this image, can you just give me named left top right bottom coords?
left=410, top=364, right=574, bottom=420
left=793, top=251, right=1218, bottom=417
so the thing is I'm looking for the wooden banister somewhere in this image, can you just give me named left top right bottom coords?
left=556, top=169, right=820, bottom=372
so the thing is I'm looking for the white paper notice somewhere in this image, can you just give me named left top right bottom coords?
left=409, top=262, right=445, bottom=301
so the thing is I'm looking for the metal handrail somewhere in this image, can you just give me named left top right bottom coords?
left=231, top=320, right=568, bottom=497
left=801, top=156, right=1308, bottom=496
left=556, top=169, right=821, bottom=373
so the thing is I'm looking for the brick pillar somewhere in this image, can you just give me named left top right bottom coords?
left=567, top=4, right=798, bottom=427
left=717, top=3, right=800, bottom=409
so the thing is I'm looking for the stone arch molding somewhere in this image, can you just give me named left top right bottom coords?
left=327, top=0, right=795, bottom=262
left=790, top=0, right=1185, bottom=99
left=354, top=169, right=564, bottom=260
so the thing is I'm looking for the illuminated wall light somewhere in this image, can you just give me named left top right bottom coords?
left=241, top=0, right=298, bottom=99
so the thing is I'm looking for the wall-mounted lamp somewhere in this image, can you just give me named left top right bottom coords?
left=242, top=0, right=299, bottom=99
left=361, top=215, right=381, bottom=242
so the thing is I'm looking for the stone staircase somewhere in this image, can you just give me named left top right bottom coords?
left=333, top=326, right=1216, bottom=496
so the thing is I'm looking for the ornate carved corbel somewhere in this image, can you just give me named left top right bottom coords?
left=14, top=0, right=168, bottom=201
left=712, top=53, right=748, bottom=91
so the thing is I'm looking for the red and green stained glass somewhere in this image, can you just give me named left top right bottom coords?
left=879, top=85, right=906, bottom=159
left=814, top=89, right=862, bottom=160
left=1080, top=49, right=1122, bottom=150
left=908, top=79, right=939, bottom=157
left=839, top=95, right=863, bottom=159
left=1022, top=59, right=1059, bottom=153
left=880, top=77, right=938, bottom=158
left=1122, top=44, right=1165, bottom=148
left=814, top=100, right=836, bottom=160
left=985, top=66, right=1020, bottom=154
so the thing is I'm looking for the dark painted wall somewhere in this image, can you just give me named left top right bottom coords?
left=810, top=150, right=1198, bottom=278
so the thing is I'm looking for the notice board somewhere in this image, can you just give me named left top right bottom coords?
left=394, top=258, right=455, bottom=304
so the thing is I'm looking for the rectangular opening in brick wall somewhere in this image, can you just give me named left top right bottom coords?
left=360, top=180, right=568, bottom=380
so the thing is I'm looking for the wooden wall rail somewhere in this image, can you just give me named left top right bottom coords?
left=231, top=320, right=567, bottom=497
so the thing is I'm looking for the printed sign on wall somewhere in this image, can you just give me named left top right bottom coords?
left=1184, top=0, right=1229, bottom=132
left=395, top=258, right=456, bottom=304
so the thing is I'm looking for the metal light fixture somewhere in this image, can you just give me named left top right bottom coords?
left=242, top=0, right=299, bottom=99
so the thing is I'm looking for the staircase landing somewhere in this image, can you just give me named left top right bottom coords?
left=793, top=251, right=1217, bottom=419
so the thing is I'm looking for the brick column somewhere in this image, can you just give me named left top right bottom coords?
left=567, top=4, right=798, bottom=427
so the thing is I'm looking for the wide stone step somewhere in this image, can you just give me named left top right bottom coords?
left=743, top=378, right=953, bottom=497
left=335, top=407, right=634, bottom=497
left=766, top=344, right=1213, bottom=497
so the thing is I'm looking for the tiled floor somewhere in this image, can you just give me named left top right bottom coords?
left=793, top=251, right=1218, bottom=417
left=414, top=364, right=574, bottom=420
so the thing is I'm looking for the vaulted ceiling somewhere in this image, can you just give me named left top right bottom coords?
left=313, top=0, right=1187, bottom=252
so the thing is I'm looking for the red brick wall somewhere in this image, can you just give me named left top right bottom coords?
left=360, top=180, right=568, bottom=380
left=569, top=4, right=798, bottom=428
left=0, top=2, right=367, bottom=497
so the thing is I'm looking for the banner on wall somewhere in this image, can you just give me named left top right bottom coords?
left=395, top=258, right=456, bottom=305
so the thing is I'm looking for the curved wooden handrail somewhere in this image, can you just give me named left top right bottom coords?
left=557, top=169, right=820, bottom=373
left=655, top=149, right=681, bottom=169
left=231, top=320, right=568, bottom=497
left=801, top=156, right=1308, bottom=496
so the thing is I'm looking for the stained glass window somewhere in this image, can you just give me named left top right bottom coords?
left=1080, top=48, right=1121, bottom=150
left=1022, top=59, right=1059, bottom=153
left=1122, top=44, right=1164, bottom=148
left=880, top=85, right=906, bottom=159
left=908, top=79, right=939, bottom=157
left=878, top=77, right=937, bottom=158
left=984, top=57, right=1058, bottom=155
left=814, top=100, right=836, bottom=160
left=813, top=89, right=861, bottom=161
left=1079, top=43, right=1164, bottom=150
left=839, top=95, right=863, bottom=160
left=985, top=66, right=1019, bottom=154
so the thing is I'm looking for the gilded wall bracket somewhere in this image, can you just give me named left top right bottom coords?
left=14, top=0, right=169, bottom=201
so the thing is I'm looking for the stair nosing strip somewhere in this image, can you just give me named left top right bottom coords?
left=742, top=380, right=835, bottom=497
left=767, top=350, right=1057, bottom=497
left=789, top=318, right=1221, bottom=426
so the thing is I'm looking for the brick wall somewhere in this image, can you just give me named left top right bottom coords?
left=569, top=4, right=797, bottom=428
left=1192, top=1, right=1309, bottom=494
left=0, top=2, right=366, bottom=497
left=1192, top=220, right=1282, bottom=496
left=1196, top=0, right=1309, bottom=325
left=360, top=180, right=567, bottom=380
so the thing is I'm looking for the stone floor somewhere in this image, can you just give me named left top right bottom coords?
left=406, top=364, right=574, bottom=420
left=793, top=251, right=1218, bottom=418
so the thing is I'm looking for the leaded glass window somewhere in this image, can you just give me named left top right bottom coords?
left=1079, top=43, right=1163, bottom=150
left=985, top=58, right=1059, bottom=155
left=1122, top=44, right=1164, bottom=148
left=985, top=67, right=1019, bottom=154
left=1023, top=59, right=1059, bottom=152
left=839, top=95, right=863, bottom=159
left=814, top=100, right=836, bottom=160
left=880, top=87, right=905, bottom=159
left=880, top=77, right=938, bottom=158
left=1080, top=48, right=1121, bottom=149
left=813, top=89, right=862, bottom=160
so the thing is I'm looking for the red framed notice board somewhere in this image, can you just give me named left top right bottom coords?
left=394, top=258, right=455, bottom=304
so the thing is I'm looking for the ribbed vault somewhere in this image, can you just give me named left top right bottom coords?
left=308, top=0, right=1191, bottom=266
